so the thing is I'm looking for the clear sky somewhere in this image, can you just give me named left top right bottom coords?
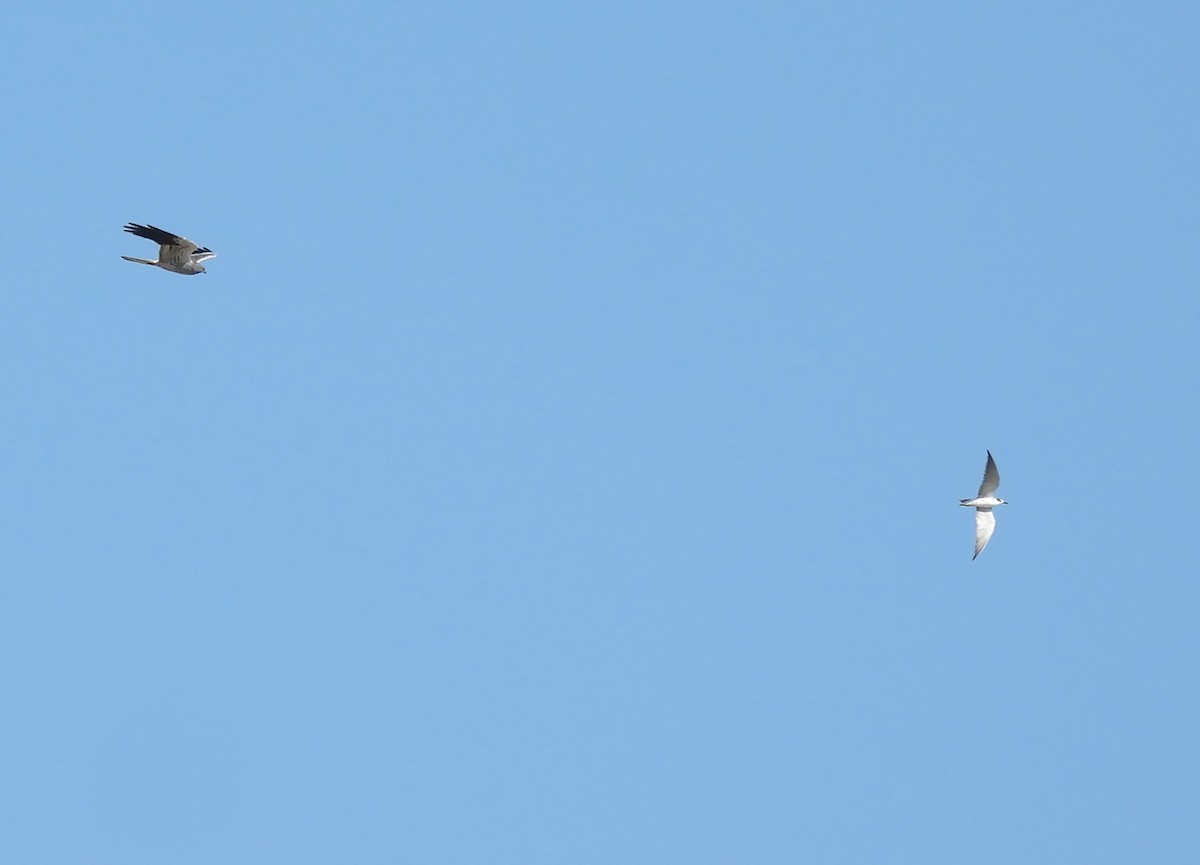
left=1, top=2, right=1197, bottom=863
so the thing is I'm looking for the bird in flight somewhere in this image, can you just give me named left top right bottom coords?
left=959, top=451, right=1007, bottom=560
left=121, top=223, right=216, bottom=275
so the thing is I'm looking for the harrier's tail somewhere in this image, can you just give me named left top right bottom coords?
left=121, top=255, right=157, bottom=266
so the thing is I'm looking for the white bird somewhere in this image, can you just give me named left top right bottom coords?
left=959, top=450, right=1007, bottom=560
left=121, top=223, right=216, bottom=275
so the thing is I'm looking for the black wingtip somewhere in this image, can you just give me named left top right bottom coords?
left=123, top=223, right=182, bottom=245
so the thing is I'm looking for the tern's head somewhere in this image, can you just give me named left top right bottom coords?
left=997, top=499, right=1008, bottom=505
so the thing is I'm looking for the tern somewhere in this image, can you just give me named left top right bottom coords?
left=121, top=223, right=216, bottom=275
left=960, top=450, right=1007, bottom=560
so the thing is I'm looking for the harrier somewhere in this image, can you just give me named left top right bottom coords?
left=121, top=223, right=216, bottom=275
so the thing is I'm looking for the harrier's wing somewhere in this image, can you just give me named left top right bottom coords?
left=977, top=451, right=1001, bottom=498
left=124, top=223, right=199, bottom=267
left=973, top=508, right=995, bottom=560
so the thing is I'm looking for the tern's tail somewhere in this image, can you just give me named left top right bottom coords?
left=121, top=255, right=156, bottom=266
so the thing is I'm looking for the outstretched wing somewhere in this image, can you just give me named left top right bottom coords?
left=124, top=223, right=200, bottom=268
left=124, top=223, right=185, bottom=247
left=977, top=450, right=1001, bottom=498
left=973, top=508, right=995, bottom=560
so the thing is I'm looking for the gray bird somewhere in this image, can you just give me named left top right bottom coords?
left=959, top=451, right=1007, bottom=560
left=121, top=223, right=216, bottom=275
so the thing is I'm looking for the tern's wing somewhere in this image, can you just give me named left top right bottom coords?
left=973, top=508, right=995, bottom=560
left=977, top=450, right=1001, bottom=497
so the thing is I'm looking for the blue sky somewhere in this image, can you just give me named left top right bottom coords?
left=1, top=2, right=1198, bottom=862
